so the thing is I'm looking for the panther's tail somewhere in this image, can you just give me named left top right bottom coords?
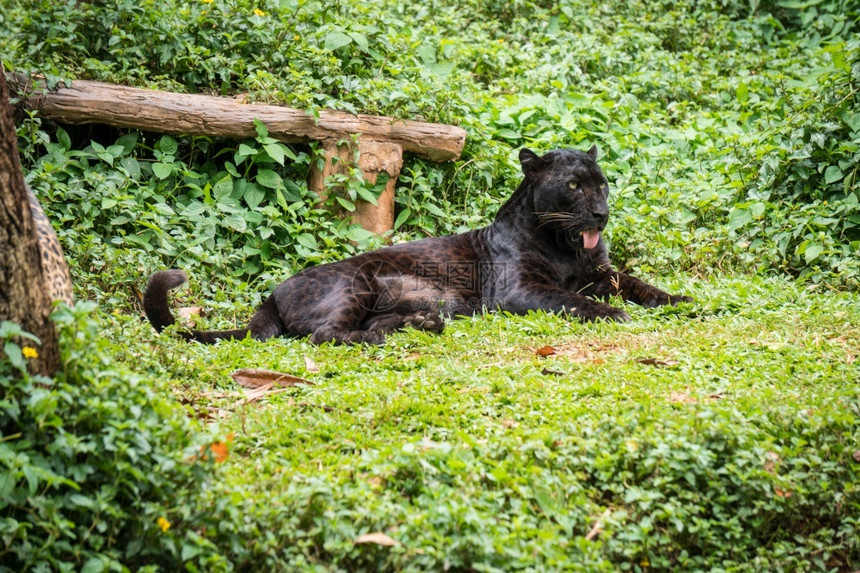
left=143, top=270, right=250, bottom=343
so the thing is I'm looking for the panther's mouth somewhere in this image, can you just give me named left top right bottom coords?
left=580, top=229, right=600, bottom=250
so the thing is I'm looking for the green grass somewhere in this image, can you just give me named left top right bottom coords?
left=102, top=273, right=859, bottom=570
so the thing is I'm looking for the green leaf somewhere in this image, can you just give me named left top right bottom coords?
left=728, top=207, right=752, bottom=231
left=256, top=169, right=282, bottom=189
left=348, top=32, right=369, bottom=52
left=824, top=165, right=843, bottom=184
left=120, top=157, right=141, bottom=180
left=354, top=185, right=379, bottom=205
left=254, top=119, right=269, bottom=140
left=81, top=558, right=106, bottom=573
left=336, top=196, right=356, bottom=211
left=423, top=203, right=446, bottom=218
left=346, top=226, right=375, bottom=242
left=222, top=214, right=247, bottom=232
left=495, top=129, right=522, bottom=140
left=116, top=132, right=138, bottom=155
left=264, top=143, right=285, bottom=166
left=236, top=143, right=258, bottom=164
left=325, top=30, right=353, bottom=51
left=296, top=233, right=318, bottom=250
left=56, top=126, right=71, bottom=150
left=736, top=82, right=749, bottom=104
left=0, top=471, right=15, bottom=501
left=3, top=342, right=25, bottom=372
left=158, top=135, right=178, bottom=156
left=394, top=207, right=412, bottom=230
left=152, top=162, right=174, bottom=180
left=243, top=184, right=266, bottom=209
left=804, top=242, right=823, bottom=264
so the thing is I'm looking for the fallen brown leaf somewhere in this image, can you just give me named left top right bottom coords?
left=204, top=433, right=234, bottom=463
left=585, top=508, right=611, bottom=541
left=853, top=451, right=860, bottom=463
left=231, top=368, right=314, bottom=389
left=763, top=451, right=780, bottom=474
left=635, top=357, right=679, bottom=367
left=541, top=368, right=564, bottom=377
left=354, top=532, right=399, bottom=546
left=669, top=392, right=697, bottom=404
left=304, top=356, right=320, bottom=373
left=177, top=306, right=203, bottom=320
left=536, top=345, right=557, bottom=357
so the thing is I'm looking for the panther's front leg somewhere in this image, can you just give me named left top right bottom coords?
left=585, top=271, right=692, bottom=308
left=500, top=285, right=631, bottom=322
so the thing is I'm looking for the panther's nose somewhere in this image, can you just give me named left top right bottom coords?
left=592, top=210, right=609, bottom=225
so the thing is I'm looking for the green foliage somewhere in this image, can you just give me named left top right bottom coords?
left=2, top=1, right=860, bottom=567
left=4, top=0, right=859, bottom=289
left=0, top=306, right=230, bottom=571
left=100, top=275, right=860, bottom=570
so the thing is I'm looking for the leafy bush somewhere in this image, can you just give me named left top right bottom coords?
left=4, top=0, right=858, bottom=290
left=0, top=306, right=229, bottom=571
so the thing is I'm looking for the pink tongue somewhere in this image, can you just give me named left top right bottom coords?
left=582, top=230, right=600, bottom=249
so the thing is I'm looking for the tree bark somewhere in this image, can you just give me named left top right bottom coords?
left=307, top=139, right=403, bottom=234
left=0, top=67, right=61, bottom=377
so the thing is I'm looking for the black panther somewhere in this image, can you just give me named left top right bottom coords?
left=144, top=146, right=691, bottom=345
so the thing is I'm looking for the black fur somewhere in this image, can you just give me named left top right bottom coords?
left=144, top=147, right=691, bottom=345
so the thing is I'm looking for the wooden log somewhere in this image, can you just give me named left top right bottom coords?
left=7, top=73, right=466, bottom=162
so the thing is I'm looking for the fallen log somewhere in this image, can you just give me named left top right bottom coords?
left=7, top=73, right=467, bottom=232
left=8, top=73, right=465, bottom=161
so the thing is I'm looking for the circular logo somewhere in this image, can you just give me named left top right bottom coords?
left=351, top=260, right=404, bottom=312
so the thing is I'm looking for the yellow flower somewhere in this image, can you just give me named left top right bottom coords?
left=22, top=347, right=38, bottom=359
left=253, top=8, right=266, bottom=16
left=157, top=517, right=171, bottom=532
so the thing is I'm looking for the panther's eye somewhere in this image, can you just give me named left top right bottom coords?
left=568, top=181, right=579, bottom=190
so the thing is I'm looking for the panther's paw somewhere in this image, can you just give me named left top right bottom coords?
left=404, top=312, right=445, bottom=333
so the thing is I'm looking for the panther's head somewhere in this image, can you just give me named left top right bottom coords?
left=519, top=146, right=610, bottom=251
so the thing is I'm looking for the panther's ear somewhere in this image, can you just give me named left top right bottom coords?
left=587, top=145, right=598, bottom=160
left=519, top=148, right=547, bottom=176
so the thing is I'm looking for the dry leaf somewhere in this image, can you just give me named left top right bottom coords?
left=304, top=356, right=320, bottom=373
left=775, top=488, right=792, bottom=498
left=501, top=419, right=519, bottom=429
left=584, top=508, right=611, bottom=541
left=853, top=451, right=860, bottom=463
left=536, top=345, right=557, bottom=357
left=635, top=357, right=679, bottom=367
left=763, top=451, right=779, bottom=473
left=457, top=386, right=490, bottom=394
left=177, top=306, right=203, bottom=320
left=204, top=433, right=234, bottom=463
left=240, top=385, right=292, bottom=406
left=354, top=532, right=399, bottom=546
left=231, top=368, right=314, bottom=389
left=669, top=392, right=697, bottom=404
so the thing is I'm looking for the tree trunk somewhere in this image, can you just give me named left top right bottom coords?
left=307, top=139, right=403, bottom=234
left=0, top=67, right=61, bottom=377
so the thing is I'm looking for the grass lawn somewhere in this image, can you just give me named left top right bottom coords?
left=108, top=273, right=859, bottom=570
